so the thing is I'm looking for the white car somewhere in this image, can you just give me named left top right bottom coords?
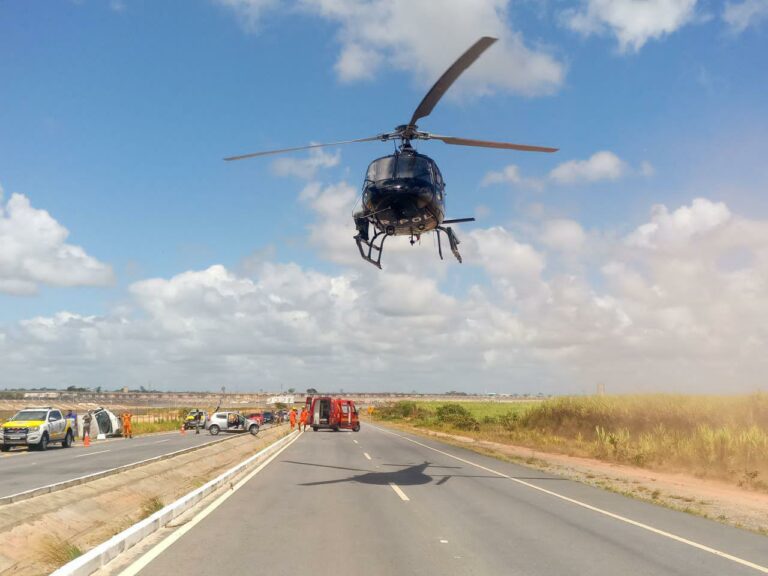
left=207, top=412, right=259, bottom=436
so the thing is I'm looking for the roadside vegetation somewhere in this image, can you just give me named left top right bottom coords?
left=40, top=536, right=83, bottom=566
left=373, top=394, right=768, bottom=491
left=140, top=496, right=165, bottom=519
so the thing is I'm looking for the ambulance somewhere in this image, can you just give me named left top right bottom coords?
left=305, top=396, right=360, bottom=432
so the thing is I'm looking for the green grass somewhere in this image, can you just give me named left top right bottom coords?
left=374, top=394, right=768, bottom=490
left=131, top=419, right=185, bottom=435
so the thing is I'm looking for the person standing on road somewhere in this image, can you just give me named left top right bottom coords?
left=66, top=409, right=78, bottom=439
left=121, top=411, right=133, bottom=439
left=82, top=411, right=92, bottom=440
left=299, top=407, right=308, bottom=432
left=289, top=408, right=297, bottom=430
left=194, top=411, right=202, bottom=434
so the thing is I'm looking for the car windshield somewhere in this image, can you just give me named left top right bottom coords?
left=10, top=410, right=47, bottom=421
left=366, top=155, right=432, bottom=183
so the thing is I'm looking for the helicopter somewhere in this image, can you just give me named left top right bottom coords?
left=225, top=37, right=557, bottom=269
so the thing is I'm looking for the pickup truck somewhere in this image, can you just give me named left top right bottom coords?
left=1, top=407, right=75, bottom=452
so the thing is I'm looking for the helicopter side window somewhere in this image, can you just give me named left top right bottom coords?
left=432, top=163, right=444, bottom=188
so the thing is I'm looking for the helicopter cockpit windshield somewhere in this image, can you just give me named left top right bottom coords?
left=366, top=154, right=433, bottom=184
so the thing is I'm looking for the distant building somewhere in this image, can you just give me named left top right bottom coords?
left=23, top=391, right=60, bottom=399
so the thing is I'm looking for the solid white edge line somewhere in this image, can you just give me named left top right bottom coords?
left=370, top=424, right=768, bottom=574
left=389, top=482, right=410, bottom=501
left=116, top=431, right=304, bottom=576
left=73, top=449, right=111, bottom=459
left=363, top=452, right=371, bottom=460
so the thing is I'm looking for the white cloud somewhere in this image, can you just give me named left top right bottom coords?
left=0, top=189, right=113, bottom=295
left=220, top=0, right=565, bottom=97
left=563, top=0, right=698, bottom=52
left=723, top=0, right=768, bottom=33
left=549, top=150, right=627, bottom=184
left=3, top=188, right=768, bottom=394
left=540, top=219, right=586, bottom=253
left=271, top=147, right=341, bottom=180
left=484, top=153, right=651, bottom=189
left=214, top=0, right=280, bottom=31
left=626, top=198, right=731, bottom=249
left=640, top=160, right=656, bottom=177
left=481, top=164, right=522, bottom=186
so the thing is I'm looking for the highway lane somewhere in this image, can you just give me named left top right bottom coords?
left=120, top=424, right=768, bottom=576
left=0, top=425, right=277, bottom=499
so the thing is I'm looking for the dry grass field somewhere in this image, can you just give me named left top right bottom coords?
left=374, top=394, right=768, bottom=491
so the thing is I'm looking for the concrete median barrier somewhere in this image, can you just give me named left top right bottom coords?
left=49, top=430, right=299, bottom=576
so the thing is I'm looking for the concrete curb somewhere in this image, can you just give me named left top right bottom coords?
left=50, top=430, right=300, bottom=576
left=0, top=434, right=242, bottom=506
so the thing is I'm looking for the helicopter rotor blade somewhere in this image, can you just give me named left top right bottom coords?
left=224, top=135, right=384, bottom=161
left=408, top=36, right=497, bottom=127
left=429, top=134, right=558, bottom=153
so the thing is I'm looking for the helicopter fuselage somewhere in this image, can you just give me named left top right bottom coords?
left=357, top=149, right=445, bottom=237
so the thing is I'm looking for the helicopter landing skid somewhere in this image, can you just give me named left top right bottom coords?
left=436, top=226, right=462, bottom=264
left=354, top=230, right=388, bottom=269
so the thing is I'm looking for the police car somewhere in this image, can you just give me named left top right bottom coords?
left=1, top=407, right=75, bottom=452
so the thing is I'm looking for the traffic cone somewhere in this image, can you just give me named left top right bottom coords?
left=84, top=434, right=91, bottom=448
left=180, top=425, right=186, bottom=435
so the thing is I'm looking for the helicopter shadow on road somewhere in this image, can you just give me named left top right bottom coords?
left=282, top=460, right=565, bottom=487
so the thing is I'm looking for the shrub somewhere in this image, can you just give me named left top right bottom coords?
left=435, top=403, right=480, bottom=431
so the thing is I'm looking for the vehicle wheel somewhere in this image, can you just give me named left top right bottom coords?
left=38, top=434, right=49, bottom=451
left=249, top=424, right=259, bottom=435
left=62, top=431, right=73, bottom=448
left=0, top=446, right=10, bottom=452
left=353, top=424, right=360, bottom=432
left=209, top=425, right=220, bottom=436
left=312, top=426, right=318, bottom=432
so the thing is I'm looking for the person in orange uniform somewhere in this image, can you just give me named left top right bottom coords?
left=299, top=407, right=308, bottom=431
left=289, top=408, right=297, bottom=430
left=121, top=411, right=133, bottom=439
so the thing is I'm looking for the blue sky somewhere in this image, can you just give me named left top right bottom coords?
left=1, top=0, right=767, bottom=393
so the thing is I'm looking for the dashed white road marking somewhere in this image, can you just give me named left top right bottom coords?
left=352, top=439, right=358, bottom=444
left=389, top=482, right=410, bottom=501
left=153, top=439, right=170, bottom=444
left=440, top=539, right=449, bottom=544
left=371, top=424, right=768, bottom=575
left=74, top=449, right=111, bottom=458
left=363, top=452, right=371, bottom=460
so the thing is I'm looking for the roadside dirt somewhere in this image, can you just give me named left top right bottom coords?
left=0, top=426, right=291, bottom=576
left=379, top=422, right=768, bottom=535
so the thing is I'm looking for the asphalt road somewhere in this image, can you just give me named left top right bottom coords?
left=122, top=424, right=768, bottom=576
left=0, top=426, right=276, bottom=499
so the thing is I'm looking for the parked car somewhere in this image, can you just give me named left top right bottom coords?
left=1, top=406, right=76, bottom=452
left=246, top=412, right=263, bottom=425
left=305, top=397, right=360, bottom=432
left=262, top=411, right=274, bottom=424
left=183, top=409, right=209, bottom=430
left=208, top=412, right=259, bottom=435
